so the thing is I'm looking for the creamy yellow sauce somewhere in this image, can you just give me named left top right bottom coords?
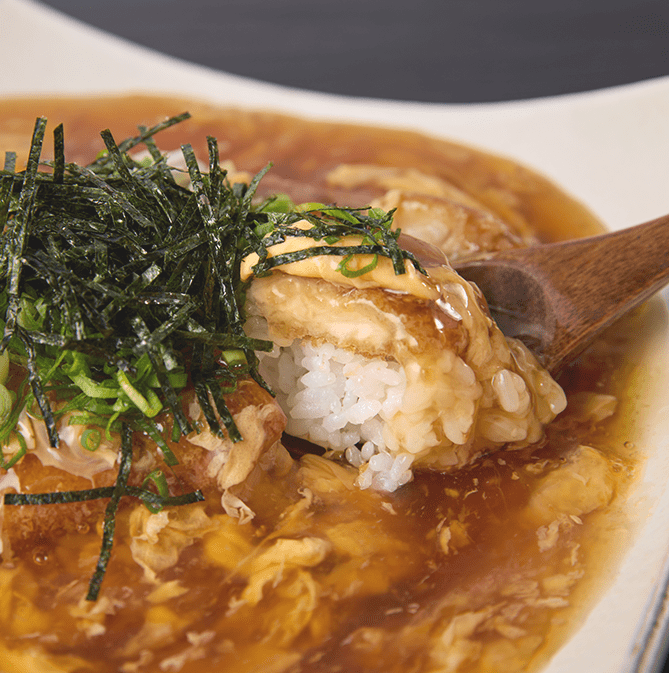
left=240, top=219, right=443, bottom=300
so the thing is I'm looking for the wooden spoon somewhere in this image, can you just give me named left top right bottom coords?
left=450, top=213, right=669, bottom=374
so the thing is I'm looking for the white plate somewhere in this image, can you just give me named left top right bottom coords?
left=2, top=1, right=669, bottom=671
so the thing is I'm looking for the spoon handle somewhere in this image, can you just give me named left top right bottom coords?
left=455, top=213, right=669, bottom=374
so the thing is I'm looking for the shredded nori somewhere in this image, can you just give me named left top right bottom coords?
left=0, top=113, right=425, bottom=598
left=4, top=484, right=205, bottom=508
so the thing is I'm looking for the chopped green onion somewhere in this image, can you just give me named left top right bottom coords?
left=68, top=413, right=122, bottom=435
left=336, top=253, right=379, bottom=278
left=297, top=203, right=360, bottom=224
left=140, top=469, right=170, bottom=513
left=80, top=427, right=102, bottom=452
left=254, top=221, right=275, bottom=238
left=367, top=207, right=389, bottom=221
left=259, top=193, right=295, bottom=213
left=115, top=370, right=163, bottom=417
left=1, top=429, right=26, bottom=470
left=221, top=349, right=247, bottom=367
left=16, top=297, right=45, bottom=330
left=0, top=350, right=9, bottom=385
left=68, top=373, right=120, bottom=399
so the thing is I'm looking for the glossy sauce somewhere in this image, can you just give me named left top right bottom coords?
left=0, top=95, right=655, bottom=673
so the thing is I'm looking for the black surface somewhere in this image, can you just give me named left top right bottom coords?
left=39, top=0, right=669, bottom=103
left=28, top=1, right=669, bottom=670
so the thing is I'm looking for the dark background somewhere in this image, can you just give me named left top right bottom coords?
left=38, top=0, right=669, bottom=103
left=34, top=0, right=669, bottom=670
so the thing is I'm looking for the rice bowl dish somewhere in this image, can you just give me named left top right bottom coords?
left=0, top=95, right=659, bottom=673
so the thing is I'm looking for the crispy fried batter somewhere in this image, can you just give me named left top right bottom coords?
left=1, top=380, right=287, bottom=557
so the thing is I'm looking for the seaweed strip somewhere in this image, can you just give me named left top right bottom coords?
left=137, top=125, right=169, bottom=167
left=17, top=327, right=59, bottom=447
left=2, top=117, right=47, bottom=348
left=101, top=128, right=177, bottom=227
left=52, top=123, right=65, bottom=184
left=101, top=262, right=161, bottom=321
left=144, top=300, right=197, bottom=349
left=66, top=163, right=154, bottom=247
left=0, top=153, right=17, bottom=259
left=190, top=342, right=223, bottom=437
left=206, top=375, right=242, bottom=442
left=86, top=423, right=134, bottom=601
left=207, top=135, right=222, bottom=211
left=132, top=416, right=180, bottom=467
left=116, top=112, right=191, bottom=155
left=5, top=487, right=115, bottom=506
left=131, top=317, right=191, bottom=436
left=173, top=328, right=271, bottom=351
left=183, top=143, right=243, bottom=329
left=4, top=485, right=204, bottom=508
left=2, top=151, right=16, bottom=172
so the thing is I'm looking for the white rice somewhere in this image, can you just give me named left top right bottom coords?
left=250, top=321, right=567, bottom=493
left=257, top=339, right=415, bottom=492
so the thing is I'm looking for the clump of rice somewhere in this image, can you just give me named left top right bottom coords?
left=257, top=340, right=415, bottom=491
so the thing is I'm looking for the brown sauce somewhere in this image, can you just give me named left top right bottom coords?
left=0, top=95, right=657, bottom=673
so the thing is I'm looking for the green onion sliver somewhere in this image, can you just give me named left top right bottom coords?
left=141, top=469, right=170, bottom=513
left=0, top=351, right=9, bottom=385
left=0, top=384, right=12, bottom=423
left=80, top=427, right=102, bottom=452
left=221, top=349, right=247, bottom=367
left=336, top=253, right=379, bottom=278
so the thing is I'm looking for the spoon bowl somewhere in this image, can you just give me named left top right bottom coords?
left=453, top=213, right=669, bottom=374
